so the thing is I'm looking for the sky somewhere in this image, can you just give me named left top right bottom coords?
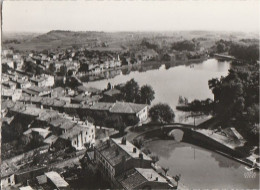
left=2, top=0, right=260, bottom=33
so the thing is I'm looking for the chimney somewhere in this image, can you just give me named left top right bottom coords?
left=133, top=147, right=137, bottom=153
left=121, top=137, right=126, bottom=145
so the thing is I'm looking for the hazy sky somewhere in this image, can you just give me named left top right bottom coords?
left=2, top=0, right=259, bottom=33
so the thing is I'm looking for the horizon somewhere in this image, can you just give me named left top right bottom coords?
left=2, top=1, right=259, bottom=33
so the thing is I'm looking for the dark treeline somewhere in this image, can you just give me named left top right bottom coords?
left=171, top=39, right=199, bottom=51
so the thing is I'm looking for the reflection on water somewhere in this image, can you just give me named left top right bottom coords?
left=83, top=59, right=230, bottom=123
left=145, top=140, right=259, bottom=189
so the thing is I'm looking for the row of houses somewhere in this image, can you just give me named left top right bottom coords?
left=17, top=96, right=148, bottom=123
left=5, top=101, right=95, bottom=151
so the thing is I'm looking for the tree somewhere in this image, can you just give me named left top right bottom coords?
left=122, top=79, right=140, bottom=102
left=140, top=85, right=155, bottom=105
left=149, top=103, right=175, bottom=123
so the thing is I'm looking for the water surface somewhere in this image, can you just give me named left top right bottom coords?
left=84, top=59, right=230, bottom=123
left=145, top=140, right=259, bottom=189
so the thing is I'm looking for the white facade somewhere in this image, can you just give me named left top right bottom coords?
left=136, top=106, right=148, bottom=122
left=70, top=124, right=95, bottom=150
left=1, top=174, right=15, bottom=189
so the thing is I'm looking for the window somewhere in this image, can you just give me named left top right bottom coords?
left=86, top=132, right=88, bottom=135
left=8, top=178, right=11, bottom=184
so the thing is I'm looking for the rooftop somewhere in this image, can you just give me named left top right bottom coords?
left=23, top=128, right=51, bottom=139
left=110, top=102, right=147, bottom=114
left=90, top=102, right=114, bottom=111
left=60, top=125, right=88, bottom=140
left=116, top=168, right=168, bottom=190
left=44, top=171, right=69, bottom=188
left=96, top=138, right=151, bottom=167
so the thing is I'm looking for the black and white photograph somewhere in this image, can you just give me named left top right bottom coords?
left=1, top=0, right=259, bottom=189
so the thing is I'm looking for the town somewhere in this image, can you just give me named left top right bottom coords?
left=1, top=1, right=260, bottom=189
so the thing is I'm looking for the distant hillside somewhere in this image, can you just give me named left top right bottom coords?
left=2, top=30, right=258, bottom=52
left=2, top=30, right=137, bottom=52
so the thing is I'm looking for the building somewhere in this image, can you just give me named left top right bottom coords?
left=1, top=89, right=22, bottom=102
left=94, top=138, right=153, bottom=188
left=116, top=168, right=171, bottom=190
left=23, top=86, right=51, bottom=97
left=76, top=85, right=101, bottom=96
left=1, top=162, right=16, bottom=189
left=44, top=171, right=70, bottom=190
left=58, top=122, right=95, bottom=150
left=30, top=74, right=54, bottom=87
left=109, top=102, right=148, bottom=122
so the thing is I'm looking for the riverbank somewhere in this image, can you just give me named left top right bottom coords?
left=131, top=124, right=259, bottom=171
left=77, top=57, right=208, bottom=82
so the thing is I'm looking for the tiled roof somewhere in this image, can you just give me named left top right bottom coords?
left=60, top=125, right=87, bottom=140
left=96, top=138, right=151, bottom=167
left=116, top=169, right=146, bottom=190
left=110, top=102, right=147, bottom=114
left=1, top=161, right=17, bottom=178
left=44, top=135, right=58, bottom=145
left=44, top=171, right=69, bottom=188
left=96, top=140, right=131, bottom=167
left=90, top=102, right=114, bottom=111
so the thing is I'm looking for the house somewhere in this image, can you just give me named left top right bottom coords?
left=23, top=86, right=51, bottom=97
left=2, top=81, right=17, bottom=90
left=30, top=74, right=54, bottom=87
left=71, top=93, right=101, bottom=105
left=116, top=168, right=171, bottom=190
left=44, top=171, right=70, bottom=190
left=19, top=185, right=34, bottom=190
left=76, top=85, right=101, bottom=96
left=58, top=123, right=95, bottom=150
left=1, top=161, right=16, bottom=189
left=1, top=89, right=22, bottom=102
left=94, top=138, right=153, bottom=188
left=51, top=87, right=65, bottom=98
left=15, top=79, right=32, bottom=89
left=23, top=128, right=52, bottom=144
left=110, top=102, right=148, bottom=122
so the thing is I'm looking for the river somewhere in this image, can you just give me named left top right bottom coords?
left=83, top=58, right=230, bottom=123
left=145, top=140, right=259, bottom=189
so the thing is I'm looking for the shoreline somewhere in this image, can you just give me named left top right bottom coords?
left=77, top=57, right=209, bottom=83
left=132, top=126, right=259, bottom=170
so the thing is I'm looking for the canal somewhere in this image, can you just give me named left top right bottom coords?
left=83, top=58, right=230, bottom=123
left=145, top=140, right=259, bottom=189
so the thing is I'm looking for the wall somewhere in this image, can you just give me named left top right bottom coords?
left=1, top=174, right=15, bottom=189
